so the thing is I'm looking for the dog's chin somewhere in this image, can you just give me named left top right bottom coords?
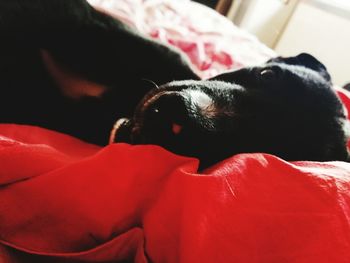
left=109, top=118, right=133, bottom=144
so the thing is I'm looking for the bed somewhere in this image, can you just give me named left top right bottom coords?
left=1, top=0, right=350, bottom=262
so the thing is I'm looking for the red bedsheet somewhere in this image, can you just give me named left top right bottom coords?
left=1, top=90, right=350, bottom=262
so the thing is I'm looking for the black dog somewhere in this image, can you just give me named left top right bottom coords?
left=113, top=54, right=350, bottom=167
left=0, top=0, right=349, bottom=168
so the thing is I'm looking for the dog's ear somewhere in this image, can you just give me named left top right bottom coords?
left=268, top=53, right=331, bottom=82
left=343, top=83, right=350, bottom=92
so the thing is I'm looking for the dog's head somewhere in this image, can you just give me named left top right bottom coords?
left=112, top=53, right=350, bottom=168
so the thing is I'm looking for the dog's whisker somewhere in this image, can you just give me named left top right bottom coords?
left=142, top=78, right=160, bottom=89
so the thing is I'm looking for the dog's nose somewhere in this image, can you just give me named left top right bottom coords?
left=134, top=91, right=189, bottom=143
left=145, top=91, right=188, bottom=126
left=149, top=90, right=184, bottom=110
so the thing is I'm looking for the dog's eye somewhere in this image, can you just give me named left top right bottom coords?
left=259, top=66, right=283, bottom=82
left=260, top=68, right=276, bottom=80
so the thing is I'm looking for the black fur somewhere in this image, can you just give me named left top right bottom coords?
left=115, top=54, right=350, bottom=168
left=0, top=1, right=348, bottom=168
left=0, top=0, right=198, bottom=145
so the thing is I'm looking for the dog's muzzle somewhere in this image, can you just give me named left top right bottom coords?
left=109, top=86, right=218, bottom=145
left=109, top=88, right=188, bottom=145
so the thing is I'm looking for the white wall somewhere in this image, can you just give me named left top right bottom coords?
left=275, top=1, right=350, bottom=86
left=227, top=0, right=299, bottom=48
left=227, top=0, right=350, bottom=86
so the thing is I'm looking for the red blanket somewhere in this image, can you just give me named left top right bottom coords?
left=1, top=89, right=350, bottom=262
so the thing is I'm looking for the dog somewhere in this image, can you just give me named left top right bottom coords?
left=0, top=0, right=349, bottom=168
left=112, top=54, right=350, bottom=167
left=0, top=0, right=198, bottom=145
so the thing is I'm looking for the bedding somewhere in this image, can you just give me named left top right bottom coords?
left=88, top=0, right=275, bottom=79
left=1, top=0, right=350, bottom=262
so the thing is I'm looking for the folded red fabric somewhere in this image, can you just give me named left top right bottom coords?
left=1, top=115, right=350, bottom=263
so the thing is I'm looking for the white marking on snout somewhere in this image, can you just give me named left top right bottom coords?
left=184, top=90, right=216, bottom=118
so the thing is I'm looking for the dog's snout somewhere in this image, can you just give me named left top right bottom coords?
left=143, top=91, right=189, bottom=129
left=129, top=91, right=190, bottom=143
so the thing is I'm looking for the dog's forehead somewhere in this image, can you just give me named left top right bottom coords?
left=269, top=62, right=328, bottom=83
